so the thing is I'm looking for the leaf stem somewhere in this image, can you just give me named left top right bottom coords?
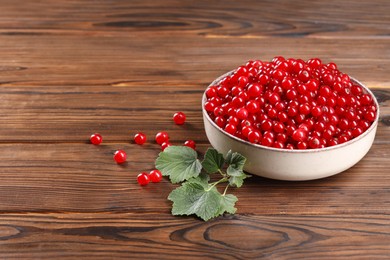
left=206, top=177, right=228, bottom=191
left=218, top=169, right=226, bottom=177
left=222, top=184, right=229, bottom=196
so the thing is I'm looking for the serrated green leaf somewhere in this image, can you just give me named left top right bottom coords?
left=228, top=173, right=251, bottom=188
left=187, top=173, right=210, bottom=189
left=225, top=150, right=233, bottom=164
left=155, top=146, right=202, bottom=183
left=217, top=194, right=238, bottom=215
left=201, top=148, right=225, bottom=174
left=168, top=182, right=221, bottom=221
left=227, top=164, right=244, bottom=177
left=226, top=152, right=246, bottom=171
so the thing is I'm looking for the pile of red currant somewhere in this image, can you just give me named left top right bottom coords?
left=204, top=57, right=377, bottom=149
left=89, top=111, right=195, bottom=186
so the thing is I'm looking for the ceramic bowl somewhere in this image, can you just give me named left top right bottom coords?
left=202, top=72, right=380, bottom=181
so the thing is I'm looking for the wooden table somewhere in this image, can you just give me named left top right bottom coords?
left=0, top=0, right=389, bottom=259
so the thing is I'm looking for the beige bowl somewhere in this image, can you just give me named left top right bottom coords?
left=202, top=73, right=380, bottom=181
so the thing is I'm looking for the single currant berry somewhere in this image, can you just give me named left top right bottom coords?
left=155, top=132, right=169, bottom=145
left=224, top=124, right=237, bottom=135
left=292, top=128, right=308, bottom=142
left=184, top=140, right=196, bottom=150
left=134, top=132, right=146, bottom=145
left=113, top=150, right=127, bottom=164
left=248, top=130, right=261, bottom=144
left=297, top=141, right=308, bottom=150
left=308, top=137, right=321, bottom=149
left=364, top=111, right=376, bottom=122
left=149, top=169, right=163, bottom=183
left=206, top=86, right=218, bottom=98
left=246, top=100, right=260, bottom=114
left=90, top=133, right=102, bottom=145
left=360, top=94, right=373, bottom=106
left=161, top=142, right=171, bottom=151
left=247, top=83, right=263, bottom=98
left=137, top=172, right=150, bottom=186
left=214, top=116, right=226, bottom=128
left=173, top=112, right=186, bottom=125
left=236, top=107, right=249, bottom=120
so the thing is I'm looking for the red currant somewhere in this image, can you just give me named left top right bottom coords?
left=248, top=130, right=261, bottom=144
left=134, top=132, right=146, bottom=145
left=236, top=107, right=249, bottom=120
left=149, top=169, right=162, bottom=183
left=292, top=128, right=308, bottom=142
left=173, top=112, right=186, bottom=125
left=90, top=133, right=102, bottom=145
left=205, top=57, right=376, bottom=149
left=247, top=83, right=263, bottom=98
left=224, top=124, right=237, bottom=135
left=155, top=132, right=169, bottom=145
left=113, top=150, right=127, bottom=164
left=184, top=140, right=196, bottom=149
left=161, top=142, right=171, bottom=151
left=137, top=172, right=150, bottom=186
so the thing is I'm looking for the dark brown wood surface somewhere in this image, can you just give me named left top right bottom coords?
left=0, top=0, right=389, bottom=259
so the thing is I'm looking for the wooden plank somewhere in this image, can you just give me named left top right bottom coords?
left=0, top=143, right=388, bottom=214
left=0, top=0, right=388, bottom=38
left=0, top=86, right=388, bottom=142
left=0, top=35, right=389, bottom=88
left=0, top=212, right=388, bottom=259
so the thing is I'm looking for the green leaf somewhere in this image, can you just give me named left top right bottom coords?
left=225, top=150, right=233, bottom=164
left=168, top=182, right=222, bottom=221
left=228, top=172, right=251, bottom=188
left=201, top=148, right=225, bottom=174
left=155, top=146, right=202, bottom=184
left=226, top=152, right=246, bottom=171
left=217, top=194, right=238, bottom=215
left=187, top=173, right=210, bottom=189
left=227, top=164, right=244, bottom=177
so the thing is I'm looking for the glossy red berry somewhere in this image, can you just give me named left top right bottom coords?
left=204, top=57, right=377, bottom=149
left=236, top=107, right=249, bottom=120
left=184, top=140, right=196, bottom=149
left=113, top=150, right=127, bottom=164
left=90, top=133, right=102, bottom=145
left=248, top=130, right=261, bottom=144
left=134, top=132, right=146, bottom=145
left=155, top=132, right=169, bottom=145
left=224, top=123, right=237, bottom=135
left=149, top=170, right=162, bottom=183
left=137, top=172, right=150, bottom=186
left=292, top=128, right=308, bottom=142
left=173, top=112, right=186, bottom=125
left=161, top=142, right=171, bottom=151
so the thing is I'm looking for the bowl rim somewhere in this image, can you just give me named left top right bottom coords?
left=202, top=70, right=380, bottom=154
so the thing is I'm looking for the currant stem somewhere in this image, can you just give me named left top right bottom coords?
left=206, top=177, right=228, bottom=191
left=222, top=184, right=229, bottom=196
left=218, top=169, right=226, bottom=177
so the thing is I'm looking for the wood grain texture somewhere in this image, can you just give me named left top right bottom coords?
left=0, top=213, right=389, bottom=259
left=0, top=143, right=388, bottom=215
left=0, top=0, right=389, bottom=259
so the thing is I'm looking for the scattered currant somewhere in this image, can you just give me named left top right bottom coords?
left=134, top=132, right=146, bottom=145
left=113, top=150, right=127, bottom=164
left=184, top=140, right=196, bottom=149
left=149, top=169, right=163, bottom=183
left=204, top=57, right=377, bottom=149
left=90, top=133, right=102, bottom=145
left=137, top=172, right=150, bottom=186
left=161, top=142, right=171, bottom=151
left=155, top=131, right=169, bottom=145
left=173, top=112, right=186, bottom=125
